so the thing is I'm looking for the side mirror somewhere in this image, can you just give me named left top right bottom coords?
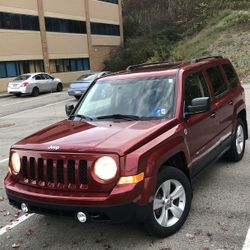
left=65, top=104, right=74, bottom=117
left=186, top=97, right=211, bottom=116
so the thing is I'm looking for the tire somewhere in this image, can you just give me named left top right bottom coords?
left=56, top=83, right=63, bottom=92
left=14, top=93, right=21, bottom=97
left=144, top=167, right=192, bottom=238
left=31, top=87, right=39, bottom=97
left=224, top=118, right=246, bottom=162
left=75, top=96, right=81, bottom=100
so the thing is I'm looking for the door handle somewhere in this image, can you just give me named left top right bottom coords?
left=229, top=100, right=233, bottom=105
left=210, top=112, right=216, bottom=118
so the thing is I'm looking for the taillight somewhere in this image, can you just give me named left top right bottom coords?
left=21, top=82, right=29, bottom=87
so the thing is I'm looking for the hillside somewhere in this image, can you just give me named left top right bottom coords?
left=170, top=10, right=250, bottom=82
left=105, top=3, right=250, bottom=82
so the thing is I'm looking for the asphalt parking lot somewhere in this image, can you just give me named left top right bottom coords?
left=0, top=87, right=249, bottom=250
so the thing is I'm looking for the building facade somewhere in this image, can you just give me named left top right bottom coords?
left=0, top=0, right=123, bottom=92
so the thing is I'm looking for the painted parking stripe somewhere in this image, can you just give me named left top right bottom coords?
left=0, top=157, right=34, bottom=236
left=0, top=158, right=9, bottom=163
left=0, top=214, right=33, bottom=236
left=242, top=227, right=250, bottom=250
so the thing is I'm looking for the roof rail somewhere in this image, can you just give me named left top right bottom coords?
left=126, top=61, right=183, bottom=71
left=191, top=55, right=223, bottom=64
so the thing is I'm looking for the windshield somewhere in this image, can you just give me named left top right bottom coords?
left=74, top=76, right=176, bottom=120
left=77, top=73, right=101, bottom=81
left=14, top=74, right=31, bottom=81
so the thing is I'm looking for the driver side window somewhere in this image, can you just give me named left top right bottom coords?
left=184, top=72, right=209, bottom=112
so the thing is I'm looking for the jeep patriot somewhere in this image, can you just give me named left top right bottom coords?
left=5, top=56, right=248, bottom=237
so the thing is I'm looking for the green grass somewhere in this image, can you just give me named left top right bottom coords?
left=169, top=10, right=250, bottom=78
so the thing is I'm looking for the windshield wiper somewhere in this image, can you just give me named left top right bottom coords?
left=95, top=114, right=140, bottom=121
left=69, top=114, right=94, bottom=121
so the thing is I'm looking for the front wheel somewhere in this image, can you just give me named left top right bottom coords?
left=225, top=118, right=246, bottom=162
left=144, top=167, right=192, bottom=238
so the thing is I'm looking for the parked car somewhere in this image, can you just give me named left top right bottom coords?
left=8, top=73, right=63, bottom=97
left=5, top=56, right=248, bottom=237
left=68, top=71, right=109, bottom=100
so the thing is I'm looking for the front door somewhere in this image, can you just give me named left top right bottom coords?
left=183, top=70, right=219, bottom=176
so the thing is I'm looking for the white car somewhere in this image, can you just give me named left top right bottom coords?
left=8, top=73, right=63, bottom=97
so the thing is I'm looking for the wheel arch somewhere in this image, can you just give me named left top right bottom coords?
left=158, top=152, right=191, bottom=183
left=238, top=109, right=248, bottom=139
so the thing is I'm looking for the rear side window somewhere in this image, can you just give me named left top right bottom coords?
left=222, top=64, right=238, bottom=88
left=207, top=66, right=227, bottom=97
left=184, top=72, right=209, bottom=111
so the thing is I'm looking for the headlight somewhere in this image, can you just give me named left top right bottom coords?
left=93, top=156, right=117, bottom=181
left=11, top=152, right=21, bottom=175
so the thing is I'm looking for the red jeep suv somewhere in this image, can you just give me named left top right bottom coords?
left=5, top=56, right=248, bottom=237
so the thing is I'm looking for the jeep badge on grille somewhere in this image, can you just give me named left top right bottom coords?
left=48, top=145, right=60, bottom=151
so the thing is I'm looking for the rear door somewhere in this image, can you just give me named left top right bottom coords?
left=221, top=63, right=242, bottom=131
left=205, top=65, right=233, bottom=141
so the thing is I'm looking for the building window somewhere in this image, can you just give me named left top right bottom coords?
left=49, top=58, right=90, bottom=73
left=98, top=0, right=118, bottom=4
left=0, top=60, right=44, bottom=79
left=91, top=22, right=120, bottom=36
left=6, top=62, right=17, bottom=77
left=0, top=12, right=39, bottom=31
left=0, top=63, right=7, bottom=78
left=45, top=17, right=86, bottom=34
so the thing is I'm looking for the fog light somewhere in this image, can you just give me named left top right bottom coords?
left=21, top=203, right=29, bottom=213
left=77, top=212, right=87, bottom=223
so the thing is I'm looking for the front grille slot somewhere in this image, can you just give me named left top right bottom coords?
left=30, top=157, right=35, bottom=180
left=38, top=158, right=44, bottom=181
left=79, top=160, right=88, bottom=184
left=57, top=160, right=64, bottom=183
left=47, top=159, right=54, bottom=182
left=19, top=155, right=88, bottom=190
left=22, top=156, right=28, bottom=178
left=68, top=160, right=75, bottom=184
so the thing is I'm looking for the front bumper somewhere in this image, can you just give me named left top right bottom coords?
left=5, top=174, right=154, bottom=223
left=7, top=192, right=151, bottom=223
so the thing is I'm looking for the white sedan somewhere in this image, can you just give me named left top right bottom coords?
left=8, top=73, right=63, bottom=97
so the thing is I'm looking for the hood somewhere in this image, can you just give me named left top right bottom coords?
left=13, top=119, right=177, bottom=156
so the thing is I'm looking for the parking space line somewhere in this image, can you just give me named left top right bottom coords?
left=242, top=226, right=250, bottom=250
left=0, top=157, right=34, bottom=236
left=0, top=158, right=9, bottom=163
left=0, top=214, right=33, bottom=236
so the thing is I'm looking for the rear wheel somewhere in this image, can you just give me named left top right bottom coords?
left=144, top=167, right=192, bottom=238
left=225, top=118, right=246, bottom=162
left=31, top=87, right=39, bottom=97
left=56, top=83, right=63, bottom=92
